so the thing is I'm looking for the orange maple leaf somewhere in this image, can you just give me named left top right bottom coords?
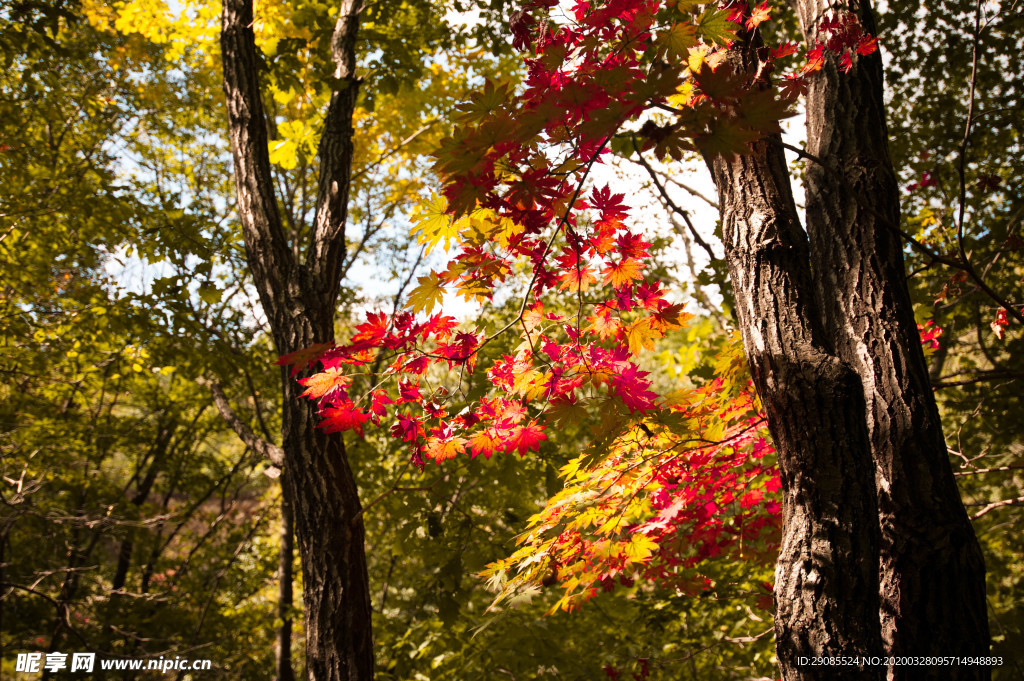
left=558, top=264, right=597, bottom=292
left=425, top=436, right=467, bottom=463
left=299, top=367, right=350, bottom=401
left=746, top=2, right=770, bottom=30
left=587, top=309, right=620, bottom=340
left=602, top=259, right=644, bottom=289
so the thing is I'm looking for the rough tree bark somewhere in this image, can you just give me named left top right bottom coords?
left=706, top=45, right=883, bottom=679
left=706, top=7, right=991, bottom=679
left=276, top=486, right=296, bottom=681
left=220, top=0, right=374, bottom=678
left=790, top=1, right=990, bottom=676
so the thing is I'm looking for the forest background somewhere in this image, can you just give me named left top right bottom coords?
left=1, top=0, right=1022, bottom=679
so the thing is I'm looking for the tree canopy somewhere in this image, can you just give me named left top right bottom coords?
left=2, top=0, right=1021, bottom=680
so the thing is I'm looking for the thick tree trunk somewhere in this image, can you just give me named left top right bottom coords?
left=790, top=1, right=990, bottom=674
left=278, top=350, right=373, bottom=681
left=705, top=44, right=883, bottom=679
left=221, top=0, right=373, bottom=678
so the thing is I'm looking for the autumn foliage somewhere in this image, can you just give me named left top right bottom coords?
left=282, top=0, right=884, bottom=606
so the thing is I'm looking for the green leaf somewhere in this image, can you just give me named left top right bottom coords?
left=696, top=6, right=738, bottom=46
left=656, top=22, right=698, bottom=60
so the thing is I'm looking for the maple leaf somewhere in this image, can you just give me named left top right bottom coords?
left=468, top=429, right=501, bottom=458
left=737, top=88, right=796, bottom=136
left=411, top=194, right=461, bottom=253
left=558, top=264, right=597, bottom=292
left=991, top=309, right=1009, bottom=340
left=611, top=363, right=658, bottom=412
left=603, top=258, right=644, bottom=289
left=652, top=303, right=693, bottom=332
left=511, top=364, right=549, bottom=400
left=456, top=79, right=513, bottom=123
left=420, top=313, right=460, bottom=340
left=626, top=318, right=658, bottom=355
left=587, top=308, right=621, bottom=340
left=772, top=41, right=799, bottom=59
left=917, top=320, right=943, bottom=350
left=657, top=22, right=698, bottom=60
left=276, top=341, right=335, bottom=377
left=856, top=35, right=879, bottom=56
left=351, top=311, right=389, bottom=345
left=746, top=2, right=771, bottom=30
left=320, top=402, right=371, bottom=436
left=802, top=43, right=826, bottom=74
left=368, top=390, right=393, bottom=418
left=408, top=272, right=446, bottom=314
left=391, top=413, right=424, bottom=443
left=692, top=61, right=745, bottom=101
left=696, top=6, right=738, bottom=46
left=546, top=398, right=588, bottom=428
left=507, top=422, right=546, bottom=455
left=299, top=366, right=351, bottom=401
left=624, top=534, right=658, bottom=564
left=398, top=380, right=421, bottom=403
left=695, top=118, right=761, bottom=159
left=425, top=436, right=467, bottom=463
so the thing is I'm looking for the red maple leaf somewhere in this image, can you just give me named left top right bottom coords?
left=276, top=341, right=335, bottom=377
left=320, top=402, right=370, bottom=436
left=506, top=422, right=546, bottom=455
left=351, top=311, right=389, bottom=345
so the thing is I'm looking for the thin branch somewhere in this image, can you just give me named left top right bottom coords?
left=777, top=140, right=1024, bottom=326
left=207, top=380, right=284, bottom=466
left=955, top=465, right=1024, bottom=477
left=476, top=133, right=614, bottom=353
left=933, top=369, right=1024, bottom=388
left=350, top=120, right=439, bottom=182
left=954, top=0, right=983, bottom=274
left=630, top=135, right=720, bottom=265
left=969, top=496, right=1024, bottom=520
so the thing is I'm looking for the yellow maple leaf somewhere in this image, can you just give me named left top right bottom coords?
left=411, top=194, right=461, bottom=253
left=407, top=272, right=446, bottom=314
left=626, top=317, right=658, bottom=355
left=624, top=534, right=658, bottom=564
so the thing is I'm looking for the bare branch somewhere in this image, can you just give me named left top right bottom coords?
left=207, top=380, right=284, bottom=467
left=969, top=496, right=1024, bottom=520
left=778, top=139, right=1024, bottom=326
left=630, top=135, right=720, bottom=265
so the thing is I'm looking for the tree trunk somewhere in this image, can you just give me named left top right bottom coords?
left=704, top=43, right=883, bottom=680
left=790, top=1, right=990, bottom=674
left=276, top=483, right=297, bottom=681
left=221, top=0, right=373, bottom=677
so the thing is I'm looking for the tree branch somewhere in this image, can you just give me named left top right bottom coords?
left=630, top=135, right=720, bottom=265
left=307, top=0, right=365, bottom=286
left=778, top=139, right=1024, bottom=326
left=969, top=496, right=1024, bottom=520
left=207, top=380, right=284, bottom=467
left=221, top=0, right=293, bottom=319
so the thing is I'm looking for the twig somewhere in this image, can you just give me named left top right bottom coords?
left=206, top=379, right=284, bottom=466
left=630, top=135, right=720, bottom=265
left=777, top=140, right=1024, bottom=326
left=955, top=465, right=1024, bottom=477
left=969, top=495, right=1024, bottom=519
